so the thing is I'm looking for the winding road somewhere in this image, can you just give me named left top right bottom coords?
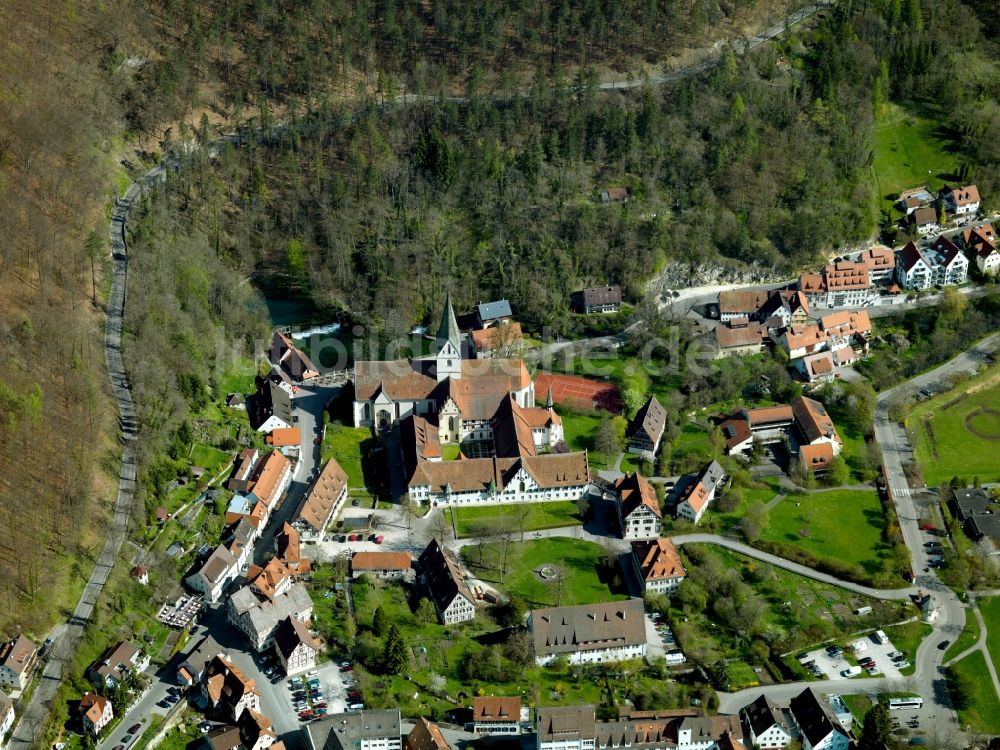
left=8, top=167, right=166, bottom=750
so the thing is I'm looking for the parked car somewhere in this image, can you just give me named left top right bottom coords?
left=865, top=666, right=880, bottom=675
left=919, top=523, right=937, bottom=531
left=122, top=737, right=132, bottom=745
left=299, top=710, right=314, bottom=718
left=128, top=724, right=142, bottom=735
left=938, top=640, right=951, bottom=650
left=888, top=650, right=904, bottom=659
left=375, top=535, right=384, bottom=544
left=895, top=661, right=911, bottom=669
left=157, top=700, right=170, bottom=708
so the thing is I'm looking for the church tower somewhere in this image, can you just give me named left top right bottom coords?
left=434, top=291, right=462, bottom=382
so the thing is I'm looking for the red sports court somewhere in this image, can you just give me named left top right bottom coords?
left=535, top=371, right=623, bottom=413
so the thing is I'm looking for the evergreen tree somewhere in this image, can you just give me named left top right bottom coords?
left=372, top=605, right=388, bottom=637
left=382, top=625, right=409, bottom=675
left=859, top=704, right=893, bottom=750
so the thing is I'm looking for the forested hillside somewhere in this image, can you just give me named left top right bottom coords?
left=121, top=0, right=803, bottom=133
left=0, top=2, right=123, bottom=633
left=129, top=0, right=1000, bottom=336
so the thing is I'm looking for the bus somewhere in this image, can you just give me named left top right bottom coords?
left=888, top=696, right=924, bottom=710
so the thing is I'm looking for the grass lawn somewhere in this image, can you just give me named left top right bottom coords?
left=217, top=357, right=257, bottom=396
left=873, top=103, right=958, bottom=213
left=462, top=537, right=627, bottom=608
left=949, top=651, right=1000, bottom=733
left=322, top=422, right=380, bottom=499
left=840, top=693, right=873, bottom=722
left=442, top=444, right=461, bottom=461
left=759, top=489, right=896, bottom=579
left=152, top=714, right=203, bottom=750
left=188, top=443, right=229, bottom=474
left=944, top=611, right=981, bottom=663
left=713, top=478, right=782, bottom=531
left=452, top=502, right=582, bottom=538
left=620, top=453, right=647, bottom=475
left=978, top=597, right=1000, bottom=670
left=727, top=660, right=761, bottom=690
left=558, top=409, right=613, bottom=469
left=909, top=370, right=1000, bottom=486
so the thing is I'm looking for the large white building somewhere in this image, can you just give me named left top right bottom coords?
left=615, top=472, right=662, bottom=539
left=895, top=239, right=969, bottom=290
left=528, top=599, right=647, bottom=666
left=354, top=295, right=584, bottom=507
left=303, top=710, right=401, bottom=750
left=536, top=706, right=744, bottom=750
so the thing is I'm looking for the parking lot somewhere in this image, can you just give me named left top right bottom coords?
left=279, top=659, right=358, bottom=723
left=647, top=612, right=685, bottom=665
left=797, top=631, right=910, bottom=681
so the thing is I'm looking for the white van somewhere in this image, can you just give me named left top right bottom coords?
left=841, top=666, right=862, bottom=677
left=850, top=640, right=868, bottom=652
left=348, top=703, right=365, bottom=712
left=873, top=629, right=888, bottom=644
left=854, top=606, right=873, bottom=616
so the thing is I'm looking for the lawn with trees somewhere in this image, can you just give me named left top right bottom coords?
left=342, top=571, right=714, bottom=721
left=462, top=537, right=627, bottom=608
left=756, top=489, right=909, bottom=586
left=946, top=651, right=1000, bottom=733
left=452, top=502, right=582, bottom=538
left=669, top=545, right=907, bottom=681
left=909, top=370, right=1000, bottom=486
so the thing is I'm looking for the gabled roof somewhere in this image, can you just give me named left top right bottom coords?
left=677, top=460, right=725, bottom=514
left=354, top=360, right=439, bottom=402
left=615, top=472, right=662, bottom=520
left=417, top=540, right=475, bottom=613
left=631, top=538, right=686, bottom=582
left=715, top=324, right=764, bottom=349
left=911, top=206, right=938, bottom=226
left=476, top=300, right=513, bottom=322
left=537, top=706, right=596, bottom=741
left=747, top=405, right=794, bottom=426
left=271, top=329, right=319, bottom=381
left=250, top=450, right=291, bottom=509
left=195, top=545, right=237, bottom=586
left=294, top=457, right=348, bottom=532
left=718, top=290, right=771, bottom=315
left=407, top=717, right=450, bottom=750
left=791, top=396, right=841, bottom=445
left=581, top=286, right=622, bottom=306
left=800, top=443, right=834, bottom=472
left=473, top=696, right=521, bottom=721
left=0, top=635, right=35, bottom=677
left=266, top=427, right=301, bottom=447
left=789, top=688, right=849, bottom=747
left=531, top=599, right=646, bottom=657
left=352, top=551, right=412, bottom=572
left=897, top=242, right=930, bottom=272
left=272, top=616, right=317, bottom=659
left=248, top=377, right=293, bottom=430
left=819, top=309, right=871, bottom=338
left=630, top=395, right=667, bottom=444
left=204, top=656, right=257, bottom=708
left=742, top=694, right=790, bottom=737
left=276, top=522, right=302, bottom=565
left=944, top=184, right=980, bottom=206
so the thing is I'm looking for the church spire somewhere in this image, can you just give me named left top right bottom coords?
left=436, top=291, right=461, bottom=355
left=546, top=384, right=554, bottom=410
